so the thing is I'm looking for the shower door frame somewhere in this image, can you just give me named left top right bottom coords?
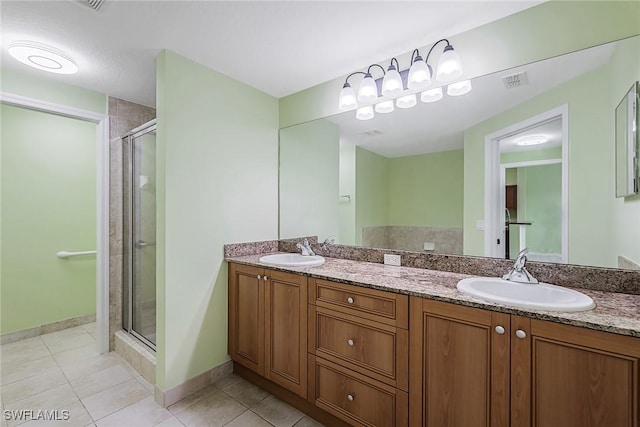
left=124, top=120, right=157, bottom=350
left=0, top=92, right=110, bottom=353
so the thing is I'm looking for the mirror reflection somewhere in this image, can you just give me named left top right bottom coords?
left=279, top=35, right=640, bottom=270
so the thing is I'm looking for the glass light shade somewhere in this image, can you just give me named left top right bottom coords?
left=447, top=80, right=472, bottom=96
left=396, top=94, right=417, bottom=109
left=382, top=66, right=404, bottom=97
left=436, top=45, right=462, bottom=82
left=9, top=41, right=78, bottom=74
left=516, top=135, right=549, bottom=146
left=357, top=74, right=378, bottom=103
left=338, top=83, right=357, bottom=111
left=375, top=100, right=394, bottom=113
left=420, top=87, right=443, bottom=103
left=407, top=58, right=431, bottom=91
left=356, top=105, right=375, bottom=120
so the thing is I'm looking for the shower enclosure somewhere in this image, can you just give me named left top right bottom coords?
left=123, top=120, right=156, bottom=350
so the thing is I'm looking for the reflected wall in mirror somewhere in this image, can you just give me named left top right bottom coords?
left=279, top=35, right=640, bottom=270
left=615, top=81, right=639, bottom=197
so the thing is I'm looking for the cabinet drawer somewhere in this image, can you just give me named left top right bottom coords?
left=309, top=306, right=408, bottom=390
left=308, top=355, right=408, bottom=427
left=309, top=279, right=408, bottom=328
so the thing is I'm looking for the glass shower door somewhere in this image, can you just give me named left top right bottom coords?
left=127, top=121, right=156, bottom=348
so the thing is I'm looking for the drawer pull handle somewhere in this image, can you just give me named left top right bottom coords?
left=495, top=326, right=505, bottom=335
left=347, top=339, right=355, bottom=346
left=263, top=276, right=267, bottom=281
left=257, top=275, right=261, bottom=280
left=515, top=329, right=527, bottom=339
left=347, top=394, right=355, bottom=401
left=347, top=297, right=354, bottom=304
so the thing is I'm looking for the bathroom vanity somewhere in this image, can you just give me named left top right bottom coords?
left=227, top=254, right=640, bottom=427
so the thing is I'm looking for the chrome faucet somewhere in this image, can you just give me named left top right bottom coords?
left=322, top=236, right=336, bottom=250
left=503, top=248, right=539, bottom=284
left=296, top=239, right=315, bottom=256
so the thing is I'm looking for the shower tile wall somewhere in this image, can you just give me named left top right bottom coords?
left=108, top=97, right=155, bottom=350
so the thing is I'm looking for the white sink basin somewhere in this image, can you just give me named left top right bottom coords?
left=457, top=277, right=595, bottom=312
left=259, top=253, right=325, bottom=268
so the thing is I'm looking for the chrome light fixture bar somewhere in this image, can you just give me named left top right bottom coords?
left=338, top=39, right=471, bottom=120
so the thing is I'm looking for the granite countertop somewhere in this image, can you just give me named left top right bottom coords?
left=226, top=252, right=640, bottom=338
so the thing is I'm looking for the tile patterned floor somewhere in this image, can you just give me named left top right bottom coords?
left=0, top=324, right=323, bottom=427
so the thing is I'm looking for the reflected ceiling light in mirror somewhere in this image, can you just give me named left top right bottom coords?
left=356, top=105, right=375, bottom=120
left=421, top=87, right=443, bottom=103
left=516, top=135, right=549, bottom=146
left=375, top=100, right=394, bottom=113
left=9, top=41, right=78, bottom=74
left=396, top=94, right=417, bottom=109
left=447, top=80, right=472, bottom=96
left=339, top=38, right=466, bottom=119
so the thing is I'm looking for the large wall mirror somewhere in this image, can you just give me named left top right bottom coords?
left=279, top=35, right=640, bottom=271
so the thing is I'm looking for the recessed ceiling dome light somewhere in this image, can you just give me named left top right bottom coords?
left=516, top=135, right=549, bottom=146
left=9, top=41, right=78, bottom=74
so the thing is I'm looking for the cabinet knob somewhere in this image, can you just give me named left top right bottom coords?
left=257, top=275, right=261, bottom=280
left=346, top=297, right=354, bottom=304
left=495, top=326, right=505, bottom=335
left=347, top=394, right=355, bottom=401
left=347, top=339, right=355, bottom=346
left=515, top=329, right=527, bottom=339
left=263, top=276, right=267, bottom=281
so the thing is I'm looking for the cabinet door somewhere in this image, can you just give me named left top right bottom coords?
left=526, top=319, right=640, bottom=427
left=265, top=270, right=308, bottom=398
left=228, top=263, right=264, bottom=375
left=409, top=298, right=510, bottom=427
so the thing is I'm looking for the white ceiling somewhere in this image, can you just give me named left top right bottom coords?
left=0, top=0, right=541, bottom=107
left=328, top=40, right=616, bottom=157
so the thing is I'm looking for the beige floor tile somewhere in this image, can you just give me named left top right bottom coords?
left=0, top=367, right=67, bottom=404
left=19, top=400, right=93, bottom=427
left=226, top=410, right=273, bottom=427
left=0, top=338, right=50, bottom=366
left=41, top=328, right=95, bottom=355
left=1, top=356, right=58, bottom=386
left=213, top=375, right=242, bottom=391
left=167, top=384, right=219, bottom=415
left=252, top=396, right=304, bottom=427
left=135, top=375, right=155, bottom=392
left=4, top=384, right=78, bottom=414
left=292, top=416, right=325, bottom=427
left=53, top=344, right=100, bottom=367
left=174, top=391, right=245, bottom=427
left=155, top=416, right=184, bottom=427
left=220, top=377, right=269, bottom=408
left=81, top=323, right=97, bottom=338
left=95, top=396, right=171, bottom=427
left=81, top=378, right=150, bottom=421
left=58, top=352, right=123, bottom=382
left=70, top=364, right=133, bottom=399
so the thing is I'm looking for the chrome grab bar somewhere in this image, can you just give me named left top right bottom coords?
left=135, top=240, right=156, bottom=248
left=57, top=250, right=96, bottom=259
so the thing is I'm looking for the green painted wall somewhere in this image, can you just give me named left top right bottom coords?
left=279, top=119, right=339, bottom=241
left=464, top=64, right=614, bottom=267
left=1, top=104, right=96, bottom=333
left=0, top=68, right=107, bottom=115
left=355, top=147, right=389, bottom=245
left=500, top=147, right=562, bottom=164
left=279, top=1, right=640, bottom=128
left=520, top=164, right=562, bottom=256
left=388, top=149, right=463, bottom=227
left=155, top=50, right=279, bottom=390
left=610, top=36, right=640, bottom=266
left=339, top=142, right=356, bottom=245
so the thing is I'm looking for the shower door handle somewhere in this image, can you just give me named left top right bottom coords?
left=135, top=240, right=156, bottom=248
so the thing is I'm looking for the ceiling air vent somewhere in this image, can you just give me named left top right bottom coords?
left=75, top=0, right=105, bottom=11
left=501, top=71, right=528, bottom=89
left=359, top=130, right=383, bottom=138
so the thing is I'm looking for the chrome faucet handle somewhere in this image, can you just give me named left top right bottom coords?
left=503, top=247, right=538, bottom=284
left=513, top=248, right=529, bottom=270
left=323, top=236, right=336, bottom=245
left=299, top=239, right=315, bottom=256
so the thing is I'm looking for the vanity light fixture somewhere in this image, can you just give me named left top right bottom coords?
left=8, top=41, right=78, bottom=74
left=516, top=135, right=549, bottom=146
left=338, top=39, right=470, bottom=120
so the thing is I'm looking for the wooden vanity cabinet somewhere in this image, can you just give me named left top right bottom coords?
left=228, top=263, right=308, bottom=398
left=409, top=297, right=640, bottom=427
